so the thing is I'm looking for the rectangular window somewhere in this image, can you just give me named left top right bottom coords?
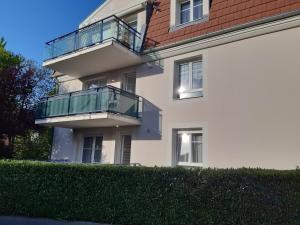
left=123, top=73, right=136, bottom=94
left=180, top=1, right=191, bottom=24
left=120, top=135, right=132, bottom=165
left=176, top=59, right=203, bottom=99
left=175, top=129, right=203, bottom=166
left=193, top=0, right=203, bottom=20
left=84, top=78, right=107, bottom=90
left=179, top=0, right=203, bottom=25
left=82, top=136, right=103, bottom=163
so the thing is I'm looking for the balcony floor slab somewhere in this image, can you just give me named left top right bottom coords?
left=43, top=40, right=142, bottom=78
left=35, top=112, right=141, bottom=128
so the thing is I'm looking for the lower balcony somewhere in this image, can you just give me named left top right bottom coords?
left=35, top=86, right=141, bottom=128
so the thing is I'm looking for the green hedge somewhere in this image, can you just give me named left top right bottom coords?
left=0, top=161, right=299, bottom=225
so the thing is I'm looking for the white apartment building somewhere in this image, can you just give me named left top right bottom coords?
left=36, top=0, right=300, bottom=169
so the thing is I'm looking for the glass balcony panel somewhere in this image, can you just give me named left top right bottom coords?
left=116, top=92, right=138, bottom=117
left=77, top=22, right=102, bottom=49
left=36, top=86, right=140, bottom=120
left=69, top=91, right=97, bottom=114
left=46, top=95, right=69, bottom=117
left=106, top=89, right=138, bottom=117
left=44, top=16, right=141, bottom=61
left=103, top=19, right=116, bottom=41
left=51, top=33, right=76, bottom=60
left=95, top=87, right=109, bottom=112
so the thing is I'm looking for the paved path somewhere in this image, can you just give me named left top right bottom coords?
left=0, top=216, right=104, bottom=225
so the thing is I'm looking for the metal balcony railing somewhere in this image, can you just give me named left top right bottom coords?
left=44, top=15, right=143, bottom=61
left=36, top=86, right=141, bottom=120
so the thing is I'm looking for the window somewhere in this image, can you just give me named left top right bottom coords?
left=193, top=0, right=203, bottom=20
left=84, top=78, right=107, bottom=90
left=180, top=0, right=203, bottom=25
left=122, top=15, right=138, bottom=48
left=82, top=136, right=103, bottom=163
left=175, top=129, right=203, bottom=166
left=176, top=59, right=203, bottom=99
left=120, top=135, right=132, bottom=165
left=180, top=1, right=191, bottom=24
left=170, top=0, right=208, bottom=30
left=122, top=73, right=136, bottom=94
left=128, top=20, right=138, bottom=31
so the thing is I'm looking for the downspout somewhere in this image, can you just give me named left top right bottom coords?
left=140, top=0, right=156, bottom=51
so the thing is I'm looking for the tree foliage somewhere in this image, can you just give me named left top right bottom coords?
left=14, top=129, right=53, bottom=160
left=0, top=37, right=56, bottom=159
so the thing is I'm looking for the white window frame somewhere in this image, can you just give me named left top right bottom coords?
left=179, top=0, right=203, bottom=25
left=175, top=129, right=204, bottom=167
left=176, top=59, right=203, bottom=99
left=180, top=0, right=191, bottom=24
left=170, top=0, right=210, bottom=30
left=81, top=136, right=103, bottom=164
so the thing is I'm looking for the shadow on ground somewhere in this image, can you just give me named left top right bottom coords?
left=0, top=217, right=106, bottom=225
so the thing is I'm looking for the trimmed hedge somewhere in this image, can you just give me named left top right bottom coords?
left=0, top=161, right=299, bottom=225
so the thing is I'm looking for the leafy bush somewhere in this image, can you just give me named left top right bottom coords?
left=14, top=129, right=53, bottom=160
left=0, top=161, right=299, bottom=225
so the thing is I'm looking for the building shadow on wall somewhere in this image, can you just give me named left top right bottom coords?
left=51, top=128, right=75, bottom=162
left=134, top=98, right=162, bottom=141
left=137, top=57, right=164, bottom=78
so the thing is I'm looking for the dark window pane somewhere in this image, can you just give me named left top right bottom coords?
left=192, top=133, right=203, bottom=163
left=82, top=149, right=92, bottom=163
left=192, top=61, right=203, bottom=89
left=180, top=1, right=191, bottom=24
left=193, top=0, right=203, bottom=20
left=83, top=137, right=93, bottom=149
left=122, top=136, right=132, bottom=165
left=179, top=63, right=189, bottom=90
left=95, top=136, right=103, bottom=150
left=94, top=136, right=103, bottom=163
left=94, top=150, right=101, bottom=163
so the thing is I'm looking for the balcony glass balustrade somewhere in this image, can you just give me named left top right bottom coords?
left=44, top=15, right=142, bottom=61
left=36, top=86, right=140, bottom=120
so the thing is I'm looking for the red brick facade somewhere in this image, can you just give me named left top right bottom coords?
left=146, top=0, right=300, bottom=48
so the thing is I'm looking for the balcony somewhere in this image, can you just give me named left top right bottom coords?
left=35, top=86, right=141, bottom=128
left=43, top=16, right=143, bottom=78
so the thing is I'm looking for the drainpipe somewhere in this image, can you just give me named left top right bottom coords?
left=141, top=0, right=159, bottom=51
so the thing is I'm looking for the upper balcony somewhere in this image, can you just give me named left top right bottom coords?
left=35, top=86, right=141, bottom=128
left=43, top=16, right=143, bottom=78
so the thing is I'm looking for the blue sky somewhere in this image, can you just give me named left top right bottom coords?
left=0, top=0, right=104, bottom=64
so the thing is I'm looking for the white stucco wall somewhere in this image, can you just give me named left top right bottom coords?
left=130, top=26, right=300, bottom=169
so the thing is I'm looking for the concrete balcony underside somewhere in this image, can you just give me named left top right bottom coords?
left=35, top=112, right=141, bottom=129
left=43, top=41, right=142, bottom=78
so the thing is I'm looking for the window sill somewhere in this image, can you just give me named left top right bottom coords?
left=170, top=16, right=209, bottom=32
left=171, top=96, right=207, bottom=106
left=176, top=91, right=203, bottom=100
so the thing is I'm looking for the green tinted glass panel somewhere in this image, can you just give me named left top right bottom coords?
left=46, top=95, right=69, bottom=117
left=36, top=87, right=139, bottom=119
left=69, top=91, right=97, bottom=114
